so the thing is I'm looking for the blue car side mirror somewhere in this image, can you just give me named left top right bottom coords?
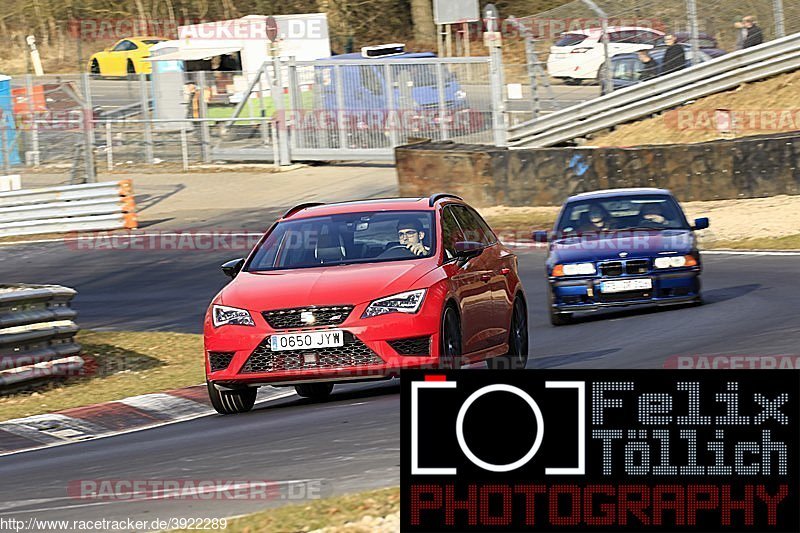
left=693, top=217, right=710, bottom=230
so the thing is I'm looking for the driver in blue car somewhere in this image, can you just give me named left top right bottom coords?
left=397, top=218, right=431, bottom=256
left=581, top=205, right=614, bottom=233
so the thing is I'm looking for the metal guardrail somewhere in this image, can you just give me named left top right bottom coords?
left=508, top=31, right=800, bottom=147
left=0, top=284, right=82, bottom=392
left=0, top=180, right=137, bottom=238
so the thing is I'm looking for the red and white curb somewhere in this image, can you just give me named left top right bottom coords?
left=0, top=385, right=295, bottom=456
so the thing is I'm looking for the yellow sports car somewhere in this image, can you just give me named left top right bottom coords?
left=88, top=37, right=167, bottom=77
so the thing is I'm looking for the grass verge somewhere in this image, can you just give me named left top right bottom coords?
left=186, top=487, right=400, bottom=533
left=0, top=330, right=203, bottom=421
left=708, top=234, right=800, bottom=251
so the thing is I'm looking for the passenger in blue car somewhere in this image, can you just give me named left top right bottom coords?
left=640, top=202, right=669, bottom=227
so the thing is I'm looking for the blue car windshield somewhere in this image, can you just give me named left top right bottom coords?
left=247, top=211, right=436, bottom=271
left=556, top=195, right=690, bottom=235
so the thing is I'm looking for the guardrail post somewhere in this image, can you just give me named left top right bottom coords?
left=139, top=73, right=154, bottom=164
left=197, top=72, right=211, bottom=163
left=773, top=0, right=786, bottom=38
left=79, top=73, right=96, bottom=183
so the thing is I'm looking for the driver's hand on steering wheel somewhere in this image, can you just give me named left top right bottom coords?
left=406, top=242, right=429, bottom=256
left=643, top=214, right=667, bottom=225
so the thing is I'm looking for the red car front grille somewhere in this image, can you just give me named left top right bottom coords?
left=262, top=306, right=353, bottom=329
left=240, top=332, right=384, bottom=373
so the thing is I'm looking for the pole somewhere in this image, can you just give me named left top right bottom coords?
left=437, top=25, right=444, bottom=57
left=435, top=62, right=450, bottom=141
left=0, top=126, right=9, bottom=173
left=686, top=0, right=701, bottom=65
left=525, top=36, right=540, bottom=121
left=773, top=0, right=786, bottom=38
left=272, top=56, right=291, bottom=165
left=180, top=125, right=189, bottom=171
left=581, top=0, right=613, bottom=94
left=25, top=74, right=40, bottom=166
left=484, top=4, right=507, bottom=146
left=197, top=72, right=211, bottom=163
left=105, top=121, right=113, bottom=170
left=139, top=73, right=154, bottom=164
left=445, top=24, right=453, bottom=57
left=464, top=21, right=473, bottom=81
left=79, top=72, right=96, bottom=183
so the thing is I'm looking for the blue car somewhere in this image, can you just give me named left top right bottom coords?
left=533, top=188, right=710, bottom=326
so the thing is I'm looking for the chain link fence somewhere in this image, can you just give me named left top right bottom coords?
left=1, top=55, right=504, bottom=183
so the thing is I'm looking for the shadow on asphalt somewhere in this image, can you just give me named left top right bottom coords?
left=541, top=283, right=762, bottom=327
left=527, top=348, right=620, bottom=368
left=252, top=380, right=401, bottom=412
left=134, top=184, right=186, bottom=212
left=702, top=284, right=762, bottom=304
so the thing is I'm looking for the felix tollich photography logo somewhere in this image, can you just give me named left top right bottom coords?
left=401, top=370, right=798, bottom=531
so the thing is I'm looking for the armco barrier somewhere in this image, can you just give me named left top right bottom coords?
left=508, top=31, right=800, bottom=147
left=0, top=284, right=82, bottom=392
left=0, top=180, right=137, bottom=238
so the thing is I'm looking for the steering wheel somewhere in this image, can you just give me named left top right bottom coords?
left=378, top=244, right=415, bottom=259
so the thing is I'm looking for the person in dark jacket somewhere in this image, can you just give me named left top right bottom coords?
left=661, top=34, right=687, bottom=75
left=742, top=16, right=764, bottom=48
left=638, top=50, right=659, bottom=81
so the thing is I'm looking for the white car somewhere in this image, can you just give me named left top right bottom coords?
left=547, top=26, right=664, bottom=85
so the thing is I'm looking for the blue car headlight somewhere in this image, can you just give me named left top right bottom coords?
left=553, top=263, right=597, bottom=277
left=654, top=255, right=698, bottom=269
left=362, top=289, right=426, bottom=318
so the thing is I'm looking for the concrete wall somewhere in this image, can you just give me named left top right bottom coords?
left=395, top=134, right=800, bottom=207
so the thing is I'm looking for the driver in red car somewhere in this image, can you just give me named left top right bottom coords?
left=397, top=218, right=431, bottom=256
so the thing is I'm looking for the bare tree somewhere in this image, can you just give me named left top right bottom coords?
left=410, top=0, right=435, bottom=44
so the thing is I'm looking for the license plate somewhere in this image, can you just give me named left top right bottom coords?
left=600, top=278, right=653, bottom=294
left=270, top=330, right=344, bottom=352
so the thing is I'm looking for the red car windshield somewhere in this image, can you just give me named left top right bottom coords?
left=247, top=211, right=436, bottom=271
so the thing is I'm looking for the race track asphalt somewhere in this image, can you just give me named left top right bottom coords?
left=0, top=243, right=798, bottom=527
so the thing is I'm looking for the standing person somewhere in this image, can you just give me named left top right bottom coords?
left=742, top=16, right=764, bottom=48
left=661, top=34, right=687, bottom=75
left=638, top=50, right=659, bottom=81
left=734, top=19, right=746, bottom=50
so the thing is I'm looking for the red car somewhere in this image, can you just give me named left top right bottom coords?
left=204, top=194, right=528, bottom=414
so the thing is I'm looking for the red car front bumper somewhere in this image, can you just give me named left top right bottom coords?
left=204, top=300, right=444, bottom=386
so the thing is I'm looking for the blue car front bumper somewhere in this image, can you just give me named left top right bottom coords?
left=550, top=269, right=701, bottom=313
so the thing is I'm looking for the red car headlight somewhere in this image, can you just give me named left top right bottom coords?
left=362, top=289, right=427, bottom=319
left=212, top=304, right=255, bottom=328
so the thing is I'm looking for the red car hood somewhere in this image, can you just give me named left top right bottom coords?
left=220, top=259, right=438, bottom=310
